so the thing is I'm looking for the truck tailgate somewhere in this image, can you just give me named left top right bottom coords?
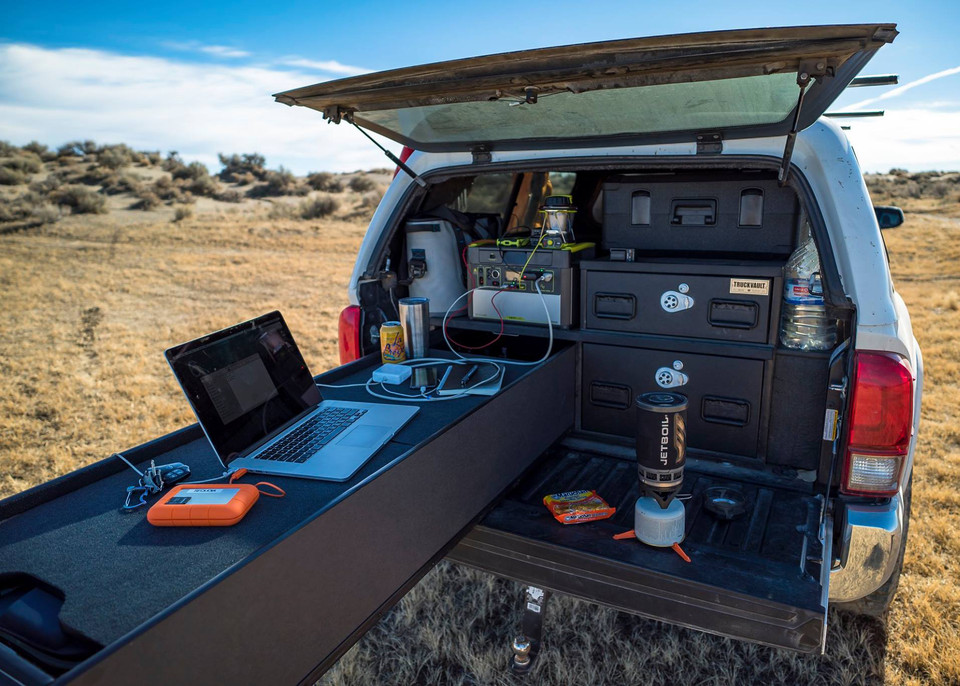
left=449, top=439, right=827, bottom=652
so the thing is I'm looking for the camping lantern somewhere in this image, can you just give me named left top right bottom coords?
left=537, top=195, right=577, bottom=248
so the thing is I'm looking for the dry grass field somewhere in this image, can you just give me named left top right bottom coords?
left=0, top=209, right=367, bottom=496
left=1, top=151, right=958, bottom=684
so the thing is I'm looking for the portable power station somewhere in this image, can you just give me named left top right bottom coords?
left=466, top=243, right=594, bottom=328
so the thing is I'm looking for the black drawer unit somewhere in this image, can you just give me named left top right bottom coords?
left=581, top=260, right=783, bottom=344
left=601, top=172, right=798, bottom=256
left=582, top=343, right=765, bottom=458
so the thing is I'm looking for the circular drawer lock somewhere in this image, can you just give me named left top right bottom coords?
left=660, top=290, right=695, bottom=313
left=655, top=367, right=689, bottom=389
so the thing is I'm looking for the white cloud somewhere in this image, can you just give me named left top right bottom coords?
left=199, top=45, right=251, bottom=59
left=0, top=42, right=955, bottom=177
left=163, top=41, right=251, bottom=59
left=277, top=57, right=369, bottom=77
left=844, top=107, right=960, bottom=172
left=0, top=43, right=393, bottom=174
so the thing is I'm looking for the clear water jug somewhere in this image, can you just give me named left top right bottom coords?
left=780, top=230, right=837, bottom=351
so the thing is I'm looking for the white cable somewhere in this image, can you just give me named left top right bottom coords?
left=361, top=362, right=503, bottom=403
left=363, top=379, right=450, bottom=403
left=343, top=276, right=556, bottom=404
left=313, top=355, right=504, bottom=403
left=441, top=278, right=554, bottom=366
left=312, top=275, right=557, bottom=404
left=114, top=451, right=144, bottom=477
left=182, top=469, right=237, bottom=485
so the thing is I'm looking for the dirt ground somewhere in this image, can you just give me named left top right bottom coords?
left=0, top=182, right=958, bottom=684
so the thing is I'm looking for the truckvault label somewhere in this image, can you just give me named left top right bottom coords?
left=730, top=278, right=769, bottom=296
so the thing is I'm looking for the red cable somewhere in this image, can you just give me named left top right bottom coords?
left=444, top=288, right=508, bottom=351
left=461, top=246, right=471, bottom=286
left=443, top=243, right=507, bottom=351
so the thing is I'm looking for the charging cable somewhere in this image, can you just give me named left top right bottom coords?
left=362, top=357, right=503, bottom=403
left=315, top=272, right=553, bottom=404
left=441, top=274, right=554, bottom=367
left=182, top=470, right=238, bottom=485
left=314, top=356, right=503, bottom=403
left=515, top=232, right=546, bottom=283
left=227, top=468, right=286, bottom=498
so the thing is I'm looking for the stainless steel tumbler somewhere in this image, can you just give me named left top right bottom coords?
left=399, top=297, right=430, bottom=359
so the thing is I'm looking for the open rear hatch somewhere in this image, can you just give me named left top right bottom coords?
left=275, top=24, right=896, bottom=151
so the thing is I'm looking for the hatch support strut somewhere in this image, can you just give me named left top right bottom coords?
left=778, top=61, right=831, bottom=187
left=346, top=116, right=427, bottom=187
left=778, top=71, right=812, bottom=187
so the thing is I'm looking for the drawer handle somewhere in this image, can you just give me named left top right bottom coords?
left=702, top=396, right=751, bottom=426
left=593, top=292, right=636, bottom=320
left=709, top=299, right=759, bottom=329
left=590, top=381, right=633, bottom=409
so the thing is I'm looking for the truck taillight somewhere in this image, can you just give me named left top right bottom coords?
left=840, top=351, right=914, bottom=496
left=393, top=146, right=414, bottom=178
left=338, top=305, right=362, bottom=364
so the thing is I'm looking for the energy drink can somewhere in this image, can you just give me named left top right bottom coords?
left=635, top=392, right=687, bottom=508
left=380, top=321, right=406, bottom=363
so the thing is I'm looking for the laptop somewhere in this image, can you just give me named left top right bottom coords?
left=165, top=311, right=418, bottom=481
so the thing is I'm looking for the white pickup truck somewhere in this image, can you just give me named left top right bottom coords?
left=0, top=24, right=922, bottom=685
left=276, top=22, right=920, bottom=656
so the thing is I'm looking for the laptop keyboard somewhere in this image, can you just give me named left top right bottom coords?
left=256, top=407, right=368, bottom=463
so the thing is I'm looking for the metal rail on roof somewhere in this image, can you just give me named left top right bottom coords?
left=823, top=110, right=886, bottom=118
left=848, top=74, right=899, bottom=87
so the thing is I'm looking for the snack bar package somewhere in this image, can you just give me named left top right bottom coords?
left=543, top=490, right=616, bottom=525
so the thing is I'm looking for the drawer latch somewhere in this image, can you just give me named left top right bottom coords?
left=660, top=285, right=695, bottom=313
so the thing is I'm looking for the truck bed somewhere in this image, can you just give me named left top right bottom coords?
left=448, top=437, right=827, bottom=652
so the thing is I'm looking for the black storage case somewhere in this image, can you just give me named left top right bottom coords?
left=601, top=172, right=798, bottom=256
left=582, top=343, right=765, bottom=459
left=581, top=259, right=784, bottom=345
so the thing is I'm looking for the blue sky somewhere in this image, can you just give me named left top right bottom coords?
left=2, top=0, right=959, bottom=173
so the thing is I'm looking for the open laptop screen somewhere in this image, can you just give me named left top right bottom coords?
left=165, top=311, right=322, bottom=465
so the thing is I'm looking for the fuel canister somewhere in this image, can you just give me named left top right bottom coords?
left=635, top=392, right=687, bottom=508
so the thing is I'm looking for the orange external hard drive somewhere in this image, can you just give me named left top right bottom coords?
left=147, top=483, right=260, bottom=527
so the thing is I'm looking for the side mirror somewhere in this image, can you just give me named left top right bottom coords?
left=874, top=205, right=904, bottom=229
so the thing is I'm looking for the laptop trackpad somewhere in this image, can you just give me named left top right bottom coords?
left=336, top=424, right=391, bottom=448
